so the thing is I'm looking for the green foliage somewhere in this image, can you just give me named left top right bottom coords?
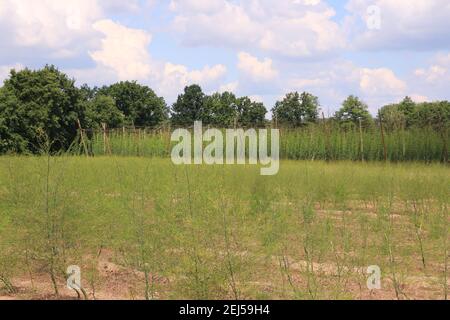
left=335, top=95, right=373, bottom=128
left=0, top=65, right=84, bottom=153
left=172, top=86, right=267, bottom=128
left=0, top=158, right=448, bottom=299
left=379, top=103, right=407, bottom=131
left=204, top=91, right=238, bottom=127
left=272, top=92, right=319, bottom=127
left=412, top=101, right=450, bottom=131
left=235, top=96, right=267, bottom=127
left=379, top=96, right=417, bottom=130
left=398, top=96, right=416, bottom=127
left=84, top=95, right=125, bottom=130
left=171, top=84, right=207, bottom=126
left=98, top=81, right=168, bottom=127
left=90, top=125, right=446, bottom=162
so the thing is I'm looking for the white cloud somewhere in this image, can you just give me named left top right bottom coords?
left=289, top=77, right=329, bottom=89
left=99, top=0, right=141, bottom=13
left=237, top=52, right=278, bottom=82
left=169, top=0, right=224, bottom=13
left=90, top=19, right=153, bottom=81
left=249, top=95, right=264, bottom=103
left=0, top=0, right=102, bottom=50
left=284, top=59, right=408, bottom=113
left=414, top=53, right=450, bottom=83
left=359, top=68, right=407, bottom=96
left=65, top=17, right=227, bottom=101
left=157, top=62, right=227, bottom=99
left=188, top=64, right=227, bottom=84
left=345, top=0, right=450, bottom=50
left=410, top=94, right=429, bottom=103
left=219, top=81, right=239, bottom=93
left=408, top=52, right=450, bottom=101
left=169, top=0, right=345, bottom=58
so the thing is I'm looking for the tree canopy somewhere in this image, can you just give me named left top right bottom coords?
left=171, top=84, right=207, bottom=126
left=204, top=91, right=238, bottom=127
left=0, top=65, right=84, bottom=153
left=272, top=92, right=320, bottom=127
left=171, top=85, right=267, bottom=127
left=97, top=81, right=168, bottom=127
left=235, top=97, right=267, bottom=128
left=335, top=95, right=373, bottom=128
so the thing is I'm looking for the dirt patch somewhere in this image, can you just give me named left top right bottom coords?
left=0, top=249, right=168, bottom=300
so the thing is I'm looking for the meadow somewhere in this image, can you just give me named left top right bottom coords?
left=0, top=156, right=448, bottom=300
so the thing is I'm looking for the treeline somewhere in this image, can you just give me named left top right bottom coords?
left=0, top=65, right=449, bottom=155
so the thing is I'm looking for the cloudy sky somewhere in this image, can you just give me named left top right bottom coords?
left=0, top=0, right=449, bottom=114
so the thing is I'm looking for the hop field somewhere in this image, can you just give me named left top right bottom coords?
left=0, top=157, right=448, bottom=300
left=89, top=126, right=448, bottom=163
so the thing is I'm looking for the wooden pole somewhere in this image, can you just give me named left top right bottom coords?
left=77, top=119, right=89, bottom=157
left=101, top=123, right=112, bottom=155
left=359, top=118, right=364, bottom=162
left=442, top=129, right=449, bottom=164
left=378, top=111, right=388, bottom=162
left=138, top=128, right=141, bottom=157
left=166, top=123, right=172, bottom=157
left=102, top=123, right=107, bottom=155
left=322, top=113, right=331, bottom=162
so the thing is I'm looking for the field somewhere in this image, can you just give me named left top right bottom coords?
left=89, top=126, right=447, bottom=162
left=0, top=156, right=448, bottom=300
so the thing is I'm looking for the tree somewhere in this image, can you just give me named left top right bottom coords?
left=379, top=104, right=407, bottom=131
left=272, top=91, right=319, bottom=127
left=98, top=81, right=168, bottom=127
left=335, top=95, right=373, bottom=128
left=85, top=95, right=125, bottom=130
left=171, top=85, right=208, bottom=126
left=412, top=101, right=449, bottom=130
left=80, top=83, right=98, bottom=101
left=379, top=96, right=418, bottom=131
left=412, top=101, right=449, bottom=162
left=235, top=97, right=267, bottom=127
left=398, top=96, right=416, bottom=127
left=204, top=91, right=238, bottom=127
left=0, top=65, right=85, bottom=153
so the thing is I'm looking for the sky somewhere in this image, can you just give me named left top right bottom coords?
left=0, top=0, right=449, bottom=115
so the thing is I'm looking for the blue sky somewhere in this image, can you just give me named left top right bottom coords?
left=0, top=0, right=449, bottom=115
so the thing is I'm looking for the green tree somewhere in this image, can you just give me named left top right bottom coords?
left=379, top=96, right=417, bottom=130
left=335, top=95, right=373, bottom=128
left=85, top=95, right=125, bottom=130
left=412, top=101, right=449, bottom=130
left=272, top=91, right=319, bottom=127
left=80, top=83, right=98, bottom=101
left=398, top=96, right=416, bottom=126
left=98, top=81, right=168, bottom=127
left=378, top=104, right=407, bottom=131
left=204, top=91, right=238, bottom=127
left=235, top=97, right=267, bottom=127
left=0, top=65, right=84, bottom=153
left=171, top=84, right=208, bottom=126
left=412, top=101, right=449, bottom=162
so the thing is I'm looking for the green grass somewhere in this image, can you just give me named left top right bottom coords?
left=90, top=126, right=448, bottom=162
left=0, top=157, right=448, bottom=300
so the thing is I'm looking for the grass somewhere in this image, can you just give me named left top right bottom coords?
left=89, top=126, right=448, bottom=162
left=0, top=157, right=448, bottom=300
